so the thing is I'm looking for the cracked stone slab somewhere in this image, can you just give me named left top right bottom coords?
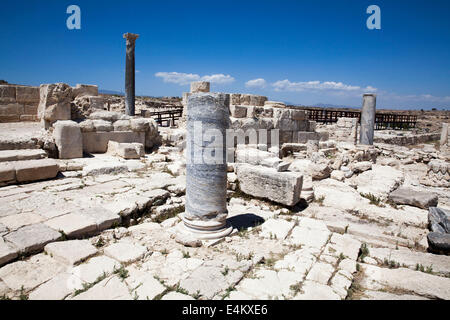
left=231, top=269, right=302, bottom=300
left=260, top=218, right=295, bottom=240
left=3, top=223, right=61, bottom=254
left=125, top=266, right=166, bottom=300
left=44, top=213, right=97, bottom=238
left=293, top=280, right=341, bottom=300
left=104, top=242, right=147, bottom=264
left=29, top=272, right=74, bottom=300
left=305, top=262, right=335, bottom=285
left=288, top=226, right=330, bottom=249
left=0, top=253, right=65, bottom=292
left=360, top=263, right=450, bottom=300
left=70, top=256, right=120, bottom=284
left=0, top=238, right=18, bottom=266
left=45, top=240, right=98, bottom=265
left=0, top=212, right=46, bottom=231
left=71, top=275, right=132, bottom=300
left=368, top=247, right=450, bottom=276
left=179, top=262, right=243, bottom=299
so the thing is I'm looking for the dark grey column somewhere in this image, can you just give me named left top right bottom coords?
left=179, top=92, right=232, bottom=240
left=359, top=94, right=376, bottom=145
left=123, top=33, right=139, bottom=116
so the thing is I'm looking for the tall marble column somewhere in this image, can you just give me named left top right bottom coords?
left=359, top=94, right=376, bottom=145
left=440, top=123, right=448, bottom=147
left=123, top=33, right=139, bottom=116
left=179, top=92, right=232, bottom=240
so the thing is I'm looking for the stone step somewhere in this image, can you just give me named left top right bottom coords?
left=0, top=137, right=40, bottom=151
left=0, top=158, right=59, bottom=185
left=0, top=149, right=46, bottom=162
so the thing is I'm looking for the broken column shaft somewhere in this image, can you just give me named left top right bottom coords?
left=181, top=92, right=232, bottom=240
left=123, top=33, right=139, bottom=116
left=441, top=123, right=448, bottom=148
left=359, top=94, right=377, bottom=145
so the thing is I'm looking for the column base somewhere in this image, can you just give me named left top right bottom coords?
left=177, top=213, right=233, bottom=240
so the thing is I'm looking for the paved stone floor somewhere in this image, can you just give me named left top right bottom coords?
left=0, top=141, right=449, bottom=300
left=0, top=162, right=449, bottom=300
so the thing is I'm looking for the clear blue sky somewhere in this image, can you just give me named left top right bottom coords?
left=1, top=0, right=449, bottom=109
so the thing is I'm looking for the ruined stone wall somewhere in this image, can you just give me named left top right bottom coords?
left=0, top=85, right=40, bottom=122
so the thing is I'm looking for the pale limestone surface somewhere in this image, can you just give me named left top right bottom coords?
left=0, top=125, right=449, bottom=301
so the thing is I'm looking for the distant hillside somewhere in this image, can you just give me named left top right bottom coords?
left=99, top=89, right=124, bottom=96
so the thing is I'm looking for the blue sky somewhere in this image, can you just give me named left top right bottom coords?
left=1, top=0, right=449, bottom=109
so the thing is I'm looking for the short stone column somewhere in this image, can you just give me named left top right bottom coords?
left=123, top=33, right=139, bottom=116
left=359, top=94, right=376, bottom=145
left=440, top=123, right=448, bottom=148
left=179, top=92, right=232, bottom=240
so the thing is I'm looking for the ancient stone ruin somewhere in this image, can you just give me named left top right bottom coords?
left=0, top=72, right=449, bottom=301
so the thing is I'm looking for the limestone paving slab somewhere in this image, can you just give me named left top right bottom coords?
left=104, top=241, right=147, bottom=264
left=44, top=213, right=97, bottom=238
left=0, top=253, right=65, bottom=292
left=259, top=218, right=295, bottom=240
left=125, top=266, right=166, bottom=300
left=0, top=212, right=46, bottom=231
left=45, top=240, right=98, bottom=265
left=0, top=238, right=18, bottom=266
left=71, top=276, right=132, bottom=300
left=360, top=263, right=450, bottom=300
left=3, top=223, right=61, bottom=254
left=29, top=272, right=74, bottom=300
left=70, top=256, right=120, bottom=284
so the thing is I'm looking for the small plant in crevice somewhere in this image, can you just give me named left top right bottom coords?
left=357, top=243, right=369, bottom=262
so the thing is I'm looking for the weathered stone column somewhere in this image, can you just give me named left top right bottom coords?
left=179, top=92, right=232, bottom=240
left=440, top=123, right=448, bottom=148
left=123, top=33, right=139, bottom=116
left=359, top=94, right=376, bottom=145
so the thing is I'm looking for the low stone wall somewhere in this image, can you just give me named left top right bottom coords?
left=77, top=111, right=160, bottom=155
left=374, top=132, right=441, bottom=145
left=82, top=131, right=146, bottom=153
left=0, top=83, right=101, bottom=124
left=229, top=107, right=317, bottom=146
left=0, top=85, right=40, bottom=122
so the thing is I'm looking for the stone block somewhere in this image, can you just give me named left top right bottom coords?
left=229, top=105, right=247, bottom=118
left=38, top=83, right=72, bottom=128
left=92, top=119, right=113, bottom=132
left=113, top=119, right=131, bottom=131
left=254, top=106, right=273, bottom=118
left=44, top=240, right=97, bottom=265
left=0, top=103, right=24, bottom=116
left=15, top=86, right=40, bottom=104
left=89, top=111, right=125, bottom=122
left=0, top=85, right=16, bottom=103
left=14, top=159, right=59, bottom=183
left=190, top=81, right=210, bottom=93
left=104, top=242, right=147, bottom=264
left=19, top=115, right=36, bottom=122
left=72, top=84, right=99, bottom=98
left=3, top=224, right=61, bottom=254
left=236, top=164, right=303, bottom=206
left=0, top=164, right=15, bottom=183
left=82, top=131, right=145, bottom=153
left=230, top=93, right=241, bottom=105
left=53, top=120, right=83, bottom=159
left=107, top=141, right=144, bottom=159
left=44, top=213, right=97, bottom=238
left=297, top=131, right=320, bottom=143
left=388, top=187, right=438, bottom=209
left=291, top=109, right=306, bottom=120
